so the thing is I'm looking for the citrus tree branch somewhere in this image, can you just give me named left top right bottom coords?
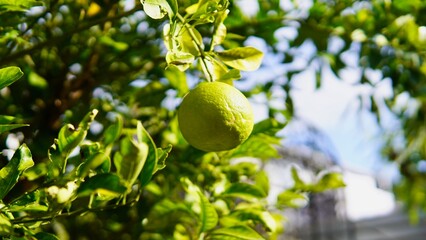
left=10, top=197, right=138, bottom=225
left=176, top=13, right=214, bottom=82
left=0, top=6, right=141, bottom=67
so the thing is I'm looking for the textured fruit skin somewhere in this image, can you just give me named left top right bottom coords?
left=178, top=81, right=254, bottom=152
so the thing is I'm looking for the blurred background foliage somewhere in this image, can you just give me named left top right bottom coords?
left=1, top=0, right=426, bottom=238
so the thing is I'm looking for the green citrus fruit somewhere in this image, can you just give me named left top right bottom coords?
left=178, top=81, right=254, bottom=152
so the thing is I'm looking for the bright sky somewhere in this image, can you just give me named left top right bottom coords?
left=291, top=65, right=400, bottom=218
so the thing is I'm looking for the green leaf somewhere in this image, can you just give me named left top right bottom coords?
left=0, top=116, right=29, bottom=133
left=48, top=109, right=98, bottom=177
left=34, top=232, right=60, bottom=240
left=77, top=152, right=109, bottom=178
left=313, top=172, right=346, bottom=192
left=0, top=123, right=29, bottom=135
left=0, top=213, right=11, bottom=236
left=187, top=1, right=218, bottom=25
left=7, top=189, right=49, bottom=211
left=222, top=182, right=267, bottom=201
left=155, top=144, right=172, bottom=173
left=231, top=134, right=279, bottom=160
left=137, top=121, right=159, bottom=187
left=276, top=190, right=308, bottom=208
left=77, top=173, right=127, bottom=197
left=23, top=162, right=48, bottom=181
left=217, top=69, right=241, bottom=84
left=216, top=47, right=264, bottom=71
left=7, top=202, right=48, bottom=212
left=60, top=109, right=98, bottom=154
left=0, top=66, right=23, bottom=89
left=198, top=190, right=218, bottom=233
left=164, top=65, right=188, bottom=97
left=290, top=167, right=305, bottom=188
left=229, top=208, right=277, bottom=232
left=166, top=0, right=178, bottom=15
left=0, top=115, right=15, bottom=124
left=103, top=114, right=123, bottom=145
left=0, top=144, right=34, bottom=200
left=145, top=198, right=195, bottom=232
left=211, top=8, right=229, bottom=47
left=75, top=142, right=111, bottom=177
left=114, top=133, right=148, bottom=190
left=251, top=118, right=286, bottom=136
left=180, top=178, right=218, bottom=232
left=151, top=198, right=192, bottom=217
left=169, top=23, right=203, bottom=56
left=255, top=170, right=269, bottom=196
left=231, top=118, right=284, bottom=159
left=140, top=0, right=176, bottom=19
left=212, top=22, right=227, bottom=47
left=209, top=225, right=264, bottom=240
left=202, top=54, right=242, bottom=84
left=166, top=50, right=195, bottom=71
left=201, top=54, right=228, bottom=82
left=99, top=36, right=129, bottom=52
left=0, top=0, right=43, bottom=12
left=28, top=71, right=48, bottom=89
left=180, top=178, right=219, bottom=233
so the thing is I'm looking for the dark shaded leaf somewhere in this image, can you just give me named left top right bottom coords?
left=34, top=232, right=60, bottom=240
left=0, top=123, right=29, bottom=135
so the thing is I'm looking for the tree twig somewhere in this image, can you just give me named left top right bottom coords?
left=10, top=197, right=138, bottom=225
left=0, top=6, right=142, bottom=67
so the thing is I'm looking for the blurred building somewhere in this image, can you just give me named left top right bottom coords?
left=266, top=119, right=426, bottom=240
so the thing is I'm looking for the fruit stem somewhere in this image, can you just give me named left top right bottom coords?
left=176, top=13, right=214, bottom=82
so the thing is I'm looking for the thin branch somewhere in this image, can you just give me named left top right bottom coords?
left=176, top=13, right=214, bottom=82
left=0, top=6, right=142, bottom=67
left=10, top=197, right=138, bottom=225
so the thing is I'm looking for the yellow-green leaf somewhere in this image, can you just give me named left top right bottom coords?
left=216, top=47, right=264, bottom=71
left=141, top=0, right=177, bottom=19
left=115, top=134, right=148, bottom=190
left=166, top=50, right=194, bottom=71
left=164, top=65, right=188, bottom=97
left=28, top=71, right=48, bottom=89
left=222, top=182, right=267, bottom=201
left=0, top=213, right=11, bottom=236
left=0, top=66, right=23, bottom=89
left=210, top=225, right=264, bottom=240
